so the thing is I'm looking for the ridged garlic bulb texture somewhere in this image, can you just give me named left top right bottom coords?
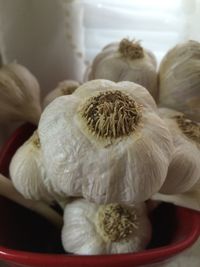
left=84, top=39, right=158, bottom=100
left=43, top=80, right=80, bottom=108
left=158, top=108, right=200, bottom=195
left=0, top=63, right=41, bottom=124
left=61, top=199, right=152, bottom=255
left=10, top=131, right=53, bottom=203
left=38, top=79, right=173, bottom=204
left=159, top=40, right=200, bottom=122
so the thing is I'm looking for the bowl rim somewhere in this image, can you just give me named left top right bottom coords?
left=0, top=210, right=199, bottom=266
left=0, top=123, right=199, bottom=266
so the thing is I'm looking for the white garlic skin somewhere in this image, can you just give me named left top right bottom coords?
left=158, top=108, right=200, bottom=195
left=61, top=199, right=152, bottom=255
left=84, top=39, right=158, bottom=101
left=38, top=79, right=173, bottom=204
left=9, top=131, right=53, bottom=202
left=43, top=80, right=80, bottom=108
left=158, top=40, right=200, bottom=122
left=0, top=63, right=41, bottom=124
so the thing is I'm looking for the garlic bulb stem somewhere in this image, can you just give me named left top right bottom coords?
left=0, top=173, right=62, bottom=228
left=119, top=39, right=144, bottom=59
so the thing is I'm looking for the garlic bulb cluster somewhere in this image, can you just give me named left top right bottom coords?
left=84, top=39, right=158, bottom=100
left=10, top=130, right=53, bottom=202
left=158, top=108, right=200, bottom=195
left=61, top=199, right=151, bottom=255
left=159, top=40, right=200, bottom=121
left=38, top=79, right=173, bottom=204
left=43, top=80, right=80, bottom=108
left=0, top=63, right=41, bottom=124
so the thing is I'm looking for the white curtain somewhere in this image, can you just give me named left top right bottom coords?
left=0, top=0, right=84, bottom=97
left=75, top=0, right=200, bottom=71
left=81, top=0, right=186, bottom=64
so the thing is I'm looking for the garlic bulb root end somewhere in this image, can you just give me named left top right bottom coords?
left=78, top=90, right=142, bottom=142
left=96, top=203, right=138, bottom=242
left=119, top=39, right=144, bottom=59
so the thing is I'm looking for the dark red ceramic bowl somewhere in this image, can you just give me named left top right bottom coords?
left=0, top=123, right=199, bottom=267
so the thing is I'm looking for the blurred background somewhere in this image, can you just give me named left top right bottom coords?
left=0, top=0, right=200, bottom=96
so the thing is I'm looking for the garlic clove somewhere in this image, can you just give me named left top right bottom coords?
left=39, top=80, right=173, bottom=204
left=158, top=108, right=200, bottom=194
left=39, top=94, right=85, bottom=198
left=160, top=144, right=200, bottom=194
left=61, top=199, right=151, bottom=255
left=81, top=111, right=173, bottom=204
left=151, top=190, right=200, bottom=212
left=84, top=38, right=158, bottom=101
left=74, top=79, right=114, bottom=98
left=158, top=40, right=200, bottom=121
left=0, top=63, right=41, bottom=124
left=10, top=130, right=53, bottom=202
left=62, top=200, right=105, bottom=255
left=43, top=80, right=80, bottom=108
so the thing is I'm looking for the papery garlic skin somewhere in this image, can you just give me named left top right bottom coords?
left=38, top=79, right=173, bottom=204
left=10, top=131, right=53, bottom=202
left=43, top=80, right=80, bottom=108
left=158, top=108, right=200, bottom=194
left=84, top=39, right=158, bottom=100
left=0, top=63, right=41, bottom=124
left=159, top=40, right=200, bottom=121
left=61, top=199, right=152, bottom=255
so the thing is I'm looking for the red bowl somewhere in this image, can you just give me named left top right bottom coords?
left=0, top=123, right=199, bottom=267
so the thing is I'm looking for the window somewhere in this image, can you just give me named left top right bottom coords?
left=63, top=0, right=200, bottom=79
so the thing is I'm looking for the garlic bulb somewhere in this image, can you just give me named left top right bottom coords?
left=158, top=108, right=200, bottom=194
left=10, top=130, right=53, bottom=202
left=61, top=199, right=152, bottom=255
left=43, top=80, right=80, bottom=108
left=84, top=39, right=158, bottom=100
left=0, top=63, right=41, bottom=124
left=159, top=40, right=200, bottom=121
left=38, top=79, right=173, bottom=204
